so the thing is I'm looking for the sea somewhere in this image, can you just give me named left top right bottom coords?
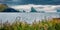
left=0, top=12, right=60, bottom=24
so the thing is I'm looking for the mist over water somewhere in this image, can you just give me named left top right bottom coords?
left=0, top=12, right=60, bottom=24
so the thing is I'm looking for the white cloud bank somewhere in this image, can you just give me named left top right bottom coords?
left=10, top=4, right=60, bottom=12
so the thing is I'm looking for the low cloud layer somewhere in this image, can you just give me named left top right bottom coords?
left=10, top=5, right=60, bottom=12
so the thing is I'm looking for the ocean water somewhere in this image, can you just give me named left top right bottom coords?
left=0, top=12, right=60, bottom=24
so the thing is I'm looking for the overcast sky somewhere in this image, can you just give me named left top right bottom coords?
left=0, top=0, right=60, bottom=5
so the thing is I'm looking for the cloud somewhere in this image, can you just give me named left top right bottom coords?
left=12, top=0, right=19, bottom=2
left=10, top=5, right=60, bottom=12
left=0, top=0, right=60, bottom=5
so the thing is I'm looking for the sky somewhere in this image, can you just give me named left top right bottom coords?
left=0, top=0, right=60, bottom=5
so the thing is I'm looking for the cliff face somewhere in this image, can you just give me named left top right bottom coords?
left=0, top=4, right=19, bottom=12
left=52, top=18, right=60, bottom=23
left=0, top=4, right=8, bottom=12
left=3, top=8, right=19, bottom=12
left=30, top=7, right=37, bottom=12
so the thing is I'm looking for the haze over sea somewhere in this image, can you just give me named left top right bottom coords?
left=0, top=12, right=60, bottom=24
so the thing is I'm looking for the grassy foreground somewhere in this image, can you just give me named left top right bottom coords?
left=0, top=18, right=60, bottom=30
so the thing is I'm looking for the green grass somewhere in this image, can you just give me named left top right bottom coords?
left=0, top=18, right=60, bottom=30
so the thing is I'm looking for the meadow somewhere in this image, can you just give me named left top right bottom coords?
left=0, top=18, right=60, bottom=30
